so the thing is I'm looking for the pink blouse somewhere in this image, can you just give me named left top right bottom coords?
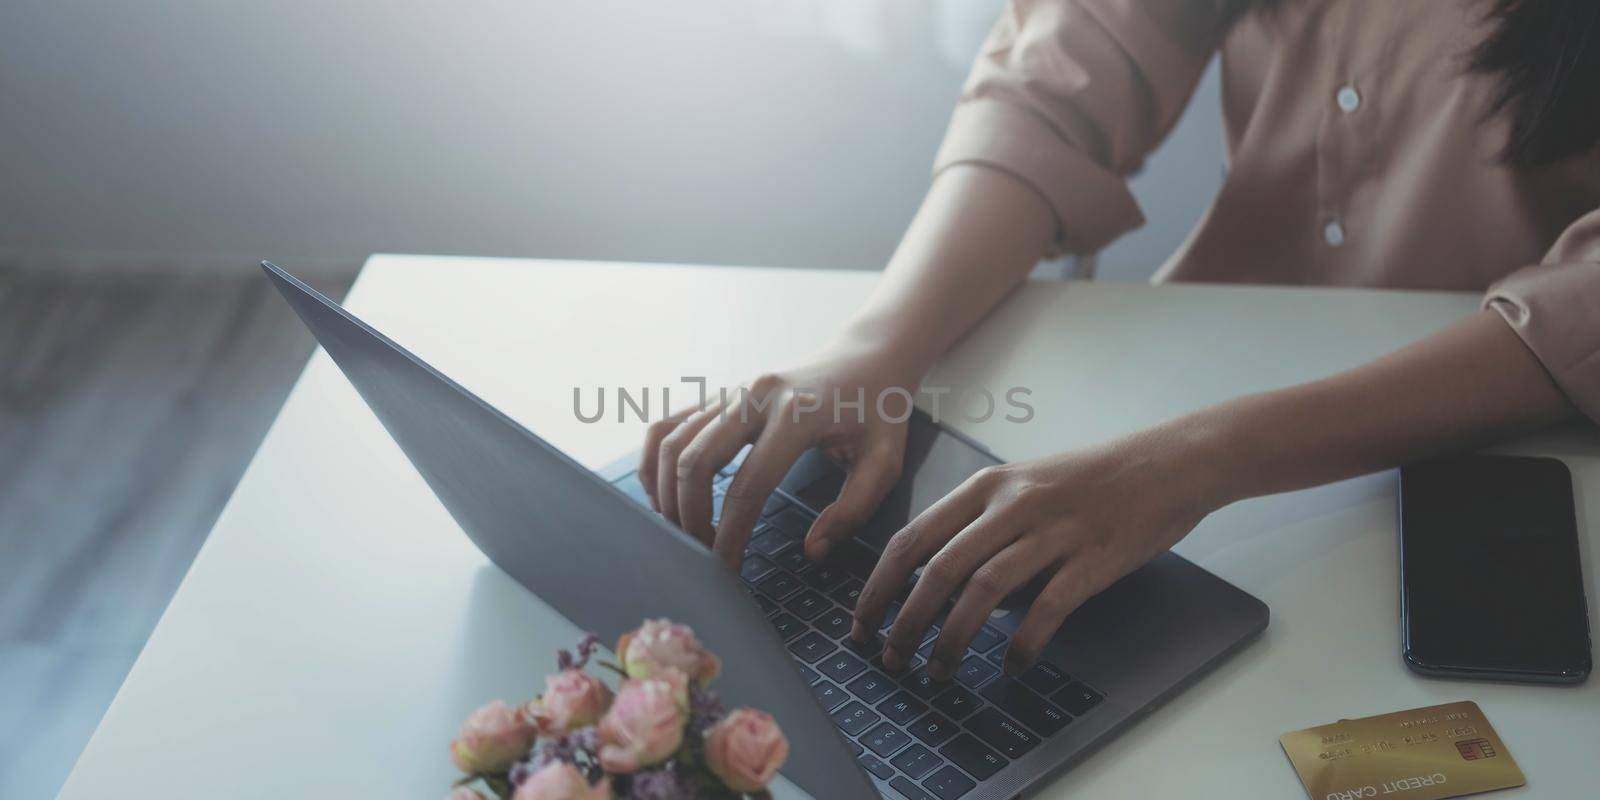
left=934, top=0, right=1600, bottom=422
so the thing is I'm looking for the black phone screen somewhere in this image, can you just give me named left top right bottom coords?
left=1399, top=454, right=1591, bottom=682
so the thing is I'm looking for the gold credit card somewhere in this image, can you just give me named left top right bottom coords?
left=1280, top=701, right=1525, bottom=800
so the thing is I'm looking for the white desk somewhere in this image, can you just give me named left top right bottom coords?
left=60, top=256, right=1598, bottom=798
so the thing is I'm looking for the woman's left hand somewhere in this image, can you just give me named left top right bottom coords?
left=850, top=429, right=1231, bottom=680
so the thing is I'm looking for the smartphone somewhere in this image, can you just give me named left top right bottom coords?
left=1399, top=454, right=1591, bottom=683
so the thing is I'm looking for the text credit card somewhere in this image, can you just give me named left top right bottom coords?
left=1280, top=701, right=1524, bottom=800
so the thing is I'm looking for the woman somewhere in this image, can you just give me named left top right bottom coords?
left=640, top=0, right=1600, bottom=682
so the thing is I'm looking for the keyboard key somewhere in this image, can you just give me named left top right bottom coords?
left=986, top=647, right=1006, bottom=667
left=940, top=734, right=1008, bottom=781
left=890, top=744, right=943, bottom=780
left=830, top=539, right=882, bottom=580
left=954, top=656, right=997, bottom=689
left=815, top=608, right=854, bottom=639
left=890, top=776, right=937, bottom=800
left=847, top=670, right=897, bottom=704
left=831, top=701, right=880, bottom=737
left=930, top=686, right=981, bottom=721
left=751, top=592, right=778, bottom=616
left=878, top=690, right=928, bottom=725
left=964, top=708, right=1039, bottom=759
left=769, top=612, right=805, bottom=641
left=762, top=494, right=790, bottom=516
left=861, top=722, right=912, bottom=758
left=820, top=651, right=868, bottom=684
left=858, top=753, right=895, bottom=780
left=1019, top=660, right=1070, bottom=695
left=785, top=590, right=830, bottom=621
left=758, top=570, right=803, bottom=601
left=889, top=656, right=928, bottom=681
left=969, top=625, right=1005, bottom=654
left=711, top=491, right=727, bottom=523
left=804, top=563, right=851, bottom=592
left=830, top=579, right=865, bottom=610
left=740, top=555, right=776, bottom=583
left=922, top=765, right=977, bottom=799
left=873, top=649, right=919, bottom=675
left=789, top=632, right=836, bottom=664
left=811, top=680, right=849, bottom=712
left=748, top=527, right=791, bottom=557
left=842, top=634, right=883, bottom=661
left=907, top=712, right=958, bottom=746
left=768, top=508, right=813, bottom=539
left=981, top=678, right=1070, bottom=736
left=795, top=663, right=821, bottom=685
left=1055, top=681, right=1104, bottom=716
left=774, top=547, right=809, bottom=573
left=900, top=665, right=945, bottom=700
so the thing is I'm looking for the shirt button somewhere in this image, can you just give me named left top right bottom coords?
left=1336, top=85, right=1361, bottom=114
left=1323, top=220, right=1347, bottom=247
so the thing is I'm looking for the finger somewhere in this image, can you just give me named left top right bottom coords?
left=929, top=538, right=1052, bottom=680
left=655, top=403, right=722, bottom=526
left=638, top=407, right=696, bottom=512
left=885, top=512, right=1020, bottom=676
left=675, top=405, right=763, bottom=545
left=1003, top=556, right=1099, bottom=677
left=803, top=441, right=902, bottom=560
left=851, top=485, right=985, bottom=650
left=711, top=416, right=811, bottom=568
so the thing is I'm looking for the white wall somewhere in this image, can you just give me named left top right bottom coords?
left=0, top=0, right=1221, bottom=281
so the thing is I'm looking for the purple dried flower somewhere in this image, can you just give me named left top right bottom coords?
left=574, top=633, right=601, bottom=666
left=556, top=632, right=603, bottom=672
left=627, top=767, right=686, bottom=800
left=627, top=764, right=723, bottom=800
left=529, top=735, right=577, bottom=771
left=570, top=726, right=601, bottom=754
left=509, top=760, right=534, bottom=786
left=682, top=682, right=726, bottom=763
left=688, top=683, right=725, bottom=731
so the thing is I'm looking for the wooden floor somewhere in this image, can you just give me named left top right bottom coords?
left=0, top=264, right=356, bottom=796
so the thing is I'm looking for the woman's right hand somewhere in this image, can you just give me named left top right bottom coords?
left=638, top=347, right=917, bottom=569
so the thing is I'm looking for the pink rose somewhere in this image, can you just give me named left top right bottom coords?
left=617, top=619, right=722, bottom=684
left=596, top=678, right=687, bottom=772
left=704, top=709, right=789, bottom=792
left=449, top=700, right=538, bottom=774
left=528, top=669, right=613, bottom=736
left=511, top=762, right=612, bottom=800
left=653, top=666, right=690, bottom=711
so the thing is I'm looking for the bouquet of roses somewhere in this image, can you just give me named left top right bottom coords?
left=447, top=619, right=789, bottom=800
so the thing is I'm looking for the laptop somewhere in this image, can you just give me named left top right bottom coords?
left=263, top=261, right=1267, bottom=799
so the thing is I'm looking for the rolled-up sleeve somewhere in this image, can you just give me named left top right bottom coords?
left=1485, top=210, right=1600, bottom=423
left=935, top=0, right=1229, bottom=253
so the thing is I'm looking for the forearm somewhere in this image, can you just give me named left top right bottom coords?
left=831, top=165, right=1057, bottom=379
left=1175, top=310, right=1578, bottom=508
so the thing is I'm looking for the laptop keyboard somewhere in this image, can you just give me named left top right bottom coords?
left=611, top=462, right=1106, bottom=800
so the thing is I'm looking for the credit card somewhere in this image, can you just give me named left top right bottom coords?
left=1280, top=701, right=1524, bottom=800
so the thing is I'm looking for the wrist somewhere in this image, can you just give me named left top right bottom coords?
left=1146, top=410, right=1255, bottom=517
left=1193, top=406, right=1271, bottom=510
left=824, top=317, right=936, bottom=388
